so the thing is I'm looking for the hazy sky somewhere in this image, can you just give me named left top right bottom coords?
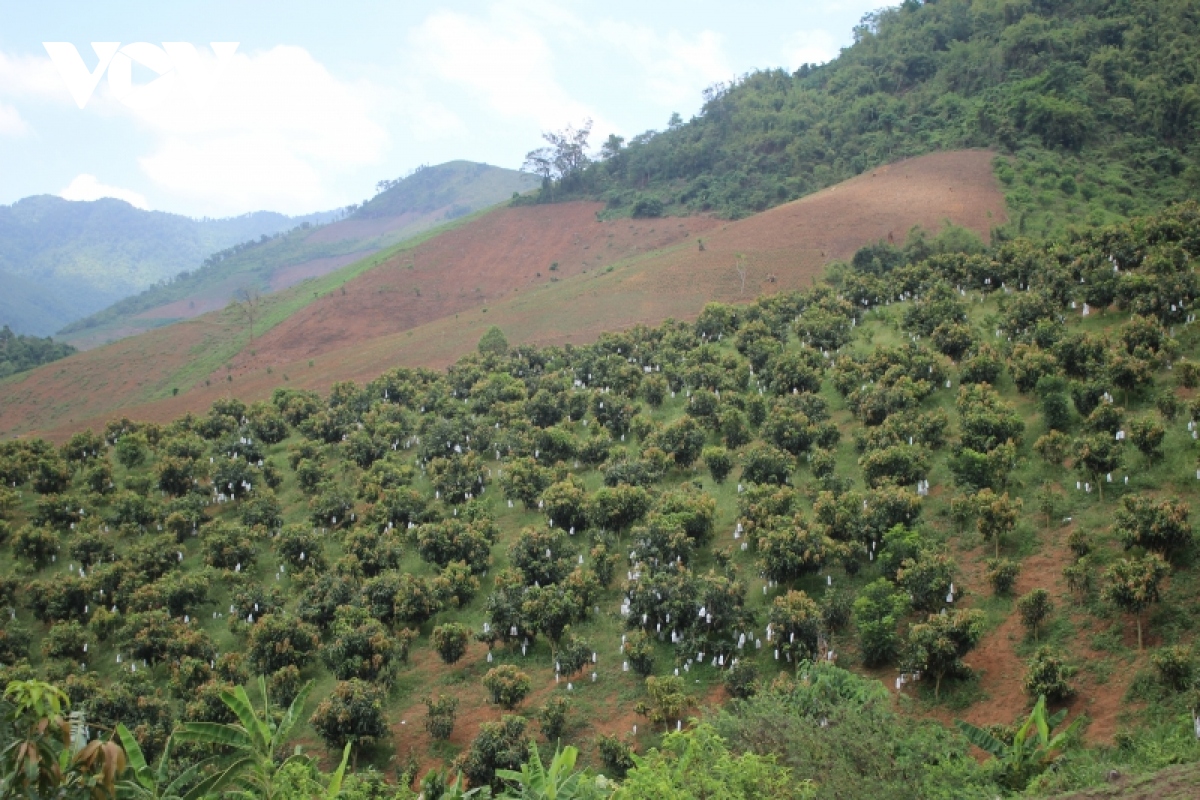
left=0, top=0, right=880, bottom=218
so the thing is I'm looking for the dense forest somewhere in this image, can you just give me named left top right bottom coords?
left=3, top=202, right=1200, bottom=796
left=528, top=0, right=1200, bottom=237
left=0, top=326, right=76, bottom=379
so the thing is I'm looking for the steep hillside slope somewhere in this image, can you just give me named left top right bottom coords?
left=0, top=149, right=1004, bottom=440
left=0, top=196, right=331, bottom=336
left=59, top=162, right=539, bottom=349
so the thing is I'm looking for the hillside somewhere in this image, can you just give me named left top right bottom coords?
left=543, top=0, right=1199, bottom=238
left=2, top=202, right=1200, bottom=797
left=58, top=162, right=539, bottom=350
left=0, top=150, right=1005, bottom=440
left=0, top=196, right=333, bottom=337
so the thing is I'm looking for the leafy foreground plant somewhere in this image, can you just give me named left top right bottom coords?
left=956, top=695, right=1081, bottom=792
left=0, top=680, right=126, bottom=799
left=496, top=743, right=611, bottom=799
left=172, top=676, right=350, bottom=800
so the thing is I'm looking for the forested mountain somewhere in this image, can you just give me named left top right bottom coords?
left=542, top=0, right=1199, bottom=234
left=0, top=197, right=334, bottom=337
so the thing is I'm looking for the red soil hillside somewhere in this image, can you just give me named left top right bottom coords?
left=217, top=148, right=1006, bottom=383
left=2, top=149, right=1005, bottom=441
left=238, top=201, right=719, bottom=364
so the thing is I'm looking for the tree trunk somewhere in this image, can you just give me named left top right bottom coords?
left=935, top=673, right=942, bottom=701
left=994, top=536, right=999, bottom=559
left=1136, top=614, right=1143, bottom=651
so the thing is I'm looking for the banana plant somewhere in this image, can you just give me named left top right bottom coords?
left=496, top=743, right=607, bottom=800
left=956, top=695, right=1082, bottom=791
left=116, top=723, right=230, bottom=800
left=171, top=676, right=315, bottom=800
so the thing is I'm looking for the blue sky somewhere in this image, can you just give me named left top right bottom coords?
left=0, top=1, right=880, bottom=218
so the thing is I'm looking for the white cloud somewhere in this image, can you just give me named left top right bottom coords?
left=0, top=102, right=28, bottom=136
left=0, top=49, right=68, bottom=100
left=60, top=173, right=148, bottom=208
left=121, top=45, right=387, bottom=215
left=784, top=29, right=838, bottom=68
left=412, top=8, right=601, bottom=132
left=593, top=23, right=731, bottom=111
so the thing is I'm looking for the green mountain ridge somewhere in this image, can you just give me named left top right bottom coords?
left=0, top=195, right=335, bottom=337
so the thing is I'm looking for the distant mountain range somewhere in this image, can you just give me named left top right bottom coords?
left=0, top=198, right=335, bottom=336
left=0, top=161, right=537, bottom=342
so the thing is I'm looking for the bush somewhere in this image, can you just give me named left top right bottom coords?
left=42, top=620, right=91, bottom=661
left=723, top=660, right=759, bottom=699
left=309, top=679, right=389, bottom=751
left=321, top=607, right=405, bottom=685
left=596, top=733, right=636, bottom=778
left=431, top=623, right=470, bottom=665
left=12, top=525, right=58, bottom=567
left=1023, top=647, right=1075, bottom=702
left=424, top=694, right=459, bottom=741
left=269, top=665, right=304, bottom=707
left=458, top=716, right=530, bottom=793
left=1017, top=589, right=1053, bottom=641
left=247, top=613, right=320, bottom=674
left=741, top=443, right=793, bottom=485
left=538, top=696, right=570, bottom=741
left=985, top=558, right=1021, bottom=596
left=1151, top=645, right=1195, bottom=692
left=1067, top=528, right=1092, bottom=559
left=631, top=195, right=664, bottom=218
left=623, top=629, right=655, bottom=676
left=703, top=446, right=733, bottom=483
left=483, top=664, right=532, bottom=709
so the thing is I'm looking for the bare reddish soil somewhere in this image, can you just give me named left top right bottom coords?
left=238, top=202, right=718, bottom=365
left=2, top=149, right=1005, bottom=441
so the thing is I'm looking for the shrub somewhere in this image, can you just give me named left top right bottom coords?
left=269, top=665, right=304, bottom=707
left=596, top=733, right=636, bottom=778
left=723, top=660, right=759, bottom=699
left=321, top=607, right=405, bottom=685
left=12, top=525, right=58, bottom=567
left=483, top=664, right=531, bottom=709
left=1067, top=528, right=1092, bottom=559
left=1017, top=589, right=1054, bottom=642
left=41, top=620, right=91, bottom=661
left=309, top=679, right=389, bottom=752
left=623, top=629, right=655, bottom=676
left=538, top=696, right=570, bottom=741
left=1023, top=647, right=1075, bottom=702
left=985, top=558, right=1021, bottom=596
left=741, top=443, right=793, bottom=485
left=247, top=613, right=320, bottom=674
left=1151, top=645, right=1195, bottom=692
left=458, top=715, right=529, bottom=792
left=431, top=623, right=470, bottom=665
left=703, top=446, right=733, bottom=483
left=424, top=694, right=459, bottom=741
